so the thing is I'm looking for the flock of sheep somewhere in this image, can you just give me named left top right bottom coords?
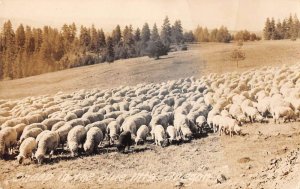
left=0, top=63, right=300, bottom=165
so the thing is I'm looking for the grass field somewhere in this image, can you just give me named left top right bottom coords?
left=0, top=40, right=299, bottom=100
left=1, top=40, right=300, bottom=189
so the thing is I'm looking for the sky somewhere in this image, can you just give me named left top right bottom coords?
left=0, top=0, right=299, bottom=32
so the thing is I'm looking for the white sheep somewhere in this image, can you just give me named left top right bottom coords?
left=135, top=125, right=149, bottom=145
left=219, top=116, right=241, bottom=137
left=67, top=125, right=87, bottom=157
left=107, top=121, right=121, bottom=144
left=17, top=137, right=37, bottom=164
left=55, top=123, right=73, bottom=149
left=35, top=131, right=60, bottom=164
left=20, top=128, right=43, bottom=143
left=166, top=125, right=178, bottom=143
left=83, top=127, right=103, bottom=155
left=272, top=106, right=295, bottom=123
left=51, top=121, right=66, bottom=131
left=0, top=127, right=17, bottom=158
left=153, top=125, right=167, bottom=146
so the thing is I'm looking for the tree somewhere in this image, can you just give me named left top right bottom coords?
left=230, top=41, right=245, bottom=67
left=183, top=31, right=195, bottom=43
left=79, top=26, right=91, bottom=49
left=134, top=28, right=141, bottom=42
left=160, top=16, right=172, bottom=48
left=171, top=20, right=184, bottom=44
left=151, top=23, right=160, bottom=41
left=141, top=23, right=150, bottom=43
left=146, top=24, right=167, bottom=59
left=2, top=20, right=16, bottom=79
left=15, top=24, right=25, bottom=49
left=263, top=17, right=272, bottom=40
left=105, top=36, right=114, bottom=62
left=112, top=25, right=122, bottom=45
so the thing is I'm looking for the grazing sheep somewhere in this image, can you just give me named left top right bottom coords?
left=0, top=127, right=17, bottom=158
left=107, top=121, right=120, bottom=145
left=17, top=137, right=37, bottom=164
left=82, top=112, right=104, bottom=123
left=135, top=125, right=149, bottom=145
left=51, top=121, right=66, bottom=131
left=64, top=112, right=78, bottom=122
left=85, top=121, right=107, bottom=136
left=166, top=125, right=178, bottom=144
left=35, top=131, right=60, bottom=164
left=36, top=130, right=51, bottom=145
left=195, top=116, right=206, bottom=133
left=55, top=124, right=73, bottom=149
left=272, top=106, right=295, bottom=123
left=13, top=123, right=27, bottom=140
left=23, top=123, right=47, bottom=133
left=153, top=125, right=167, bottom=146
left=83, top=127, right=103, bottom=155
left=116, top=131, right=133, bottom=152
left=42, top=118, right=64, bottom=130
left=20, top=128, right=43, bottom=143
left=67, top=125, right=87, bottom=157
left=219, top=117, right=241, bottom=137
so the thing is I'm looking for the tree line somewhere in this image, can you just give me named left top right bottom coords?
left=0, top=16, right=192, bottom=80
left=263, top=14, right=300, bottom=40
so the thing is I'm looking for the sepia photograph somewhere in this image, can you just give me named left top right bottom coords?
left=0, top=0, right=300, bottom=188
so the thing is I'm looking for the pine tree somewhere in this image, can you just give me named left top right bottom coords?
left=2, top=20, right=16, bottom=79
left=15, top=24, right=25, bottom=49
left=151, top=23, right=160, bottom=41
left=270, top=18, right=276, bottom=40
left=97, top=29, right=106, bottom=51
left=79, top=26, right=91, bottom=49
left=33, top=28, right=42, bottom=52
left=141, top=23, right=150, bottom=43
left=146, top=23, right=167, bottom=59
left=90, top=25, right=99, bottom=52
left=263, top=17, right=272, bottom=40
left=134, top=28, right=141, bottom=42
left=160, top=16, right=172, bottom=48
left=171, top=20, right=184, bottom=44
left=105, top=36, right=114, bottom=62
left=275, top=20, right=284, bottom=39
left=112, top=25, right=122, bottom=45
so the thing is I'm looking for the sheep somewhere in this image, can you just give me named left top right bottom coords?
left=67, top=125, right=87, bottom=157
left=166, top=125, right=178, bottom=144
left=83, top=127, right=103, bottom=155
left=13, top=123, right=27, bottom=140
left=55, top=123, right=73, bottom=149
left=68, top=118, right=90, bottom=127
left=107, top=121, right=121, bottom=145
left=42, top=118, right=64, bottom=130
left=272, top=106, right=296, bottom=123
left=64, top=112, right=78, bottom=122
left=1, top=117, right=29, bottom=128
left=219, top=116, right=241, bottom=137
left=82, top=112, right=104, bottom=123
left=36, top=130, right=51, bottom=145
left=85, top=121, right=107, bottom=135
left=116, top=131, right=133, bottom=152
left=242, top=106, right=263, bottom=123
left=20, top=128, right=43, bottom=143
left=51, top=121, right=66, bottom=131
left=135, top=125, right=149, bottom=145
left=195, top=116, right=206, bottom=133
left=35, top=131, right=60, bottom=164
left=25, top=114, right=44, bottom=124
left=17, top=137, right=37, bottom=164
left=23, top=123, right=47, bottom=133
left=149, top=113, right=169, bottom=130
left=0, top=127, right=17, bottom=158
left=153, top=125, right=167, bottom=146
